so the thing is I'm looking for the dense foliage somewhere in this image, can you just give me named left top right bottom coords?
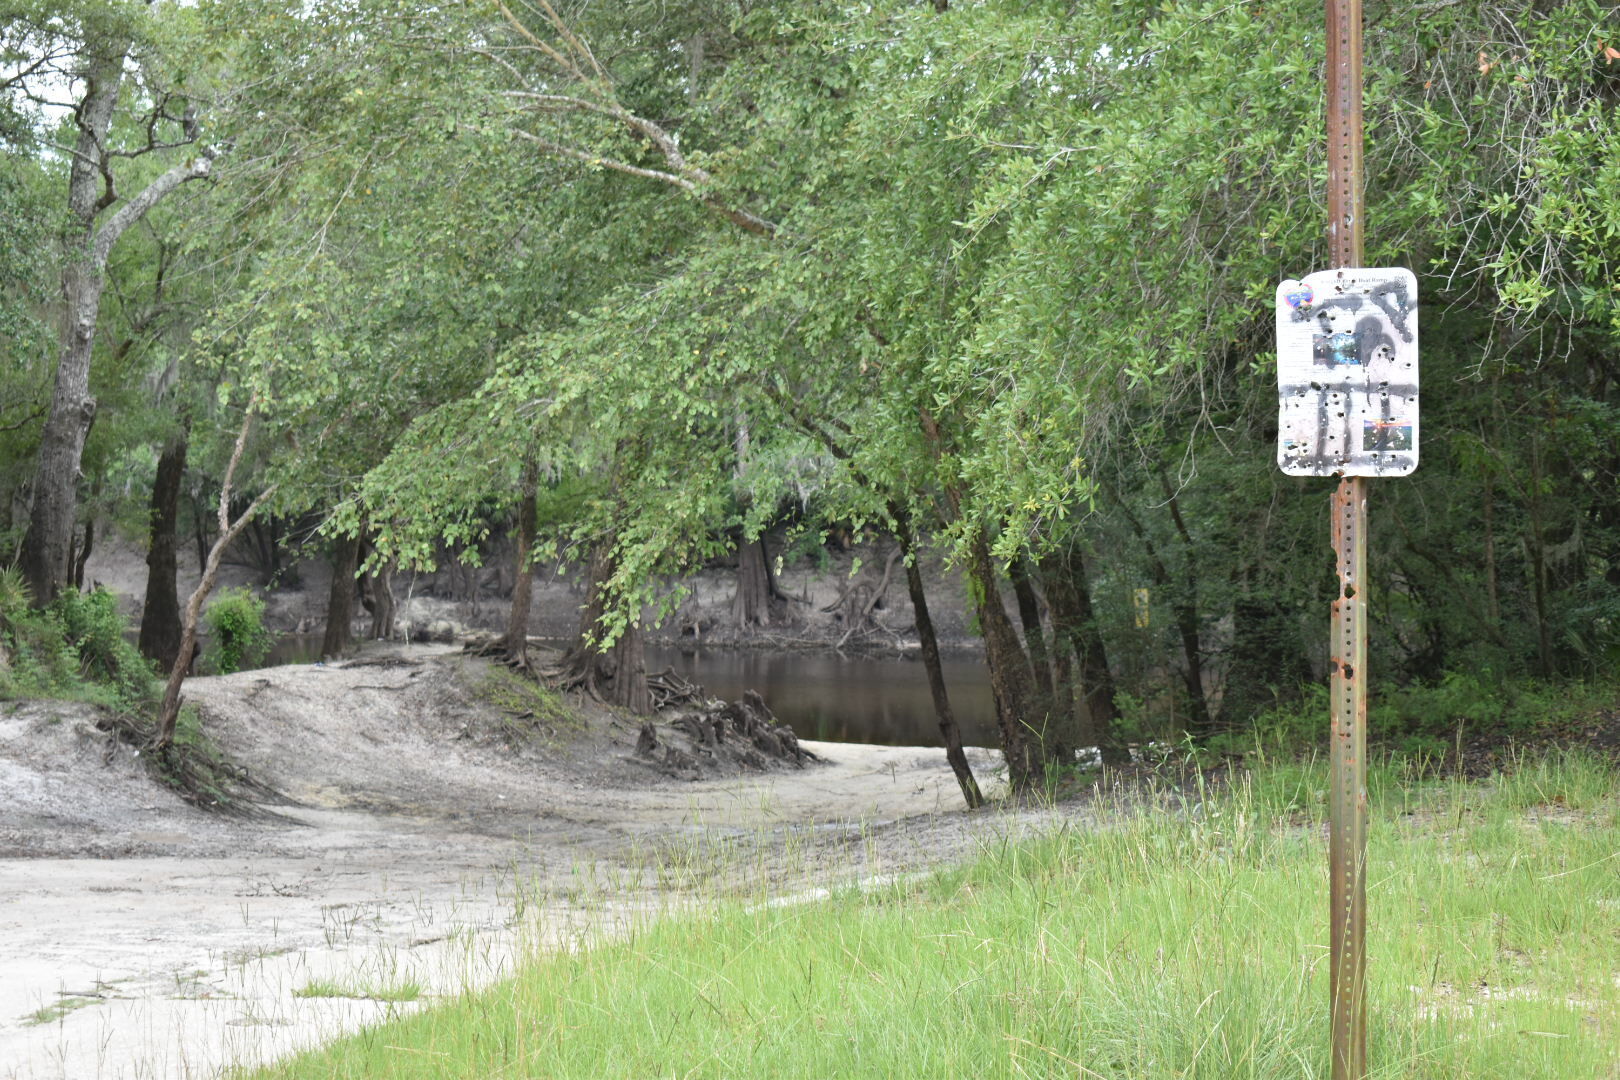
left=202, top=587, right=271, bottom=674
left=2, top=0, right=1615, bottom=781
left=0, top=570, right=156, bottom=709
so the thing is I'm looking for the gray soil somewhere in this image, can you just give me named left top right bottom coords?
left=0, top=644, right=1075, bottom=1080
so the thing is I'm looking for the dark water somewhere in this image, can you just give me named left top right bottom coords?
left=647, top=646, right=998, bottom=748
left=255, top=634, right=996, bottom=748
left=265, top=633, right=325, bottom=667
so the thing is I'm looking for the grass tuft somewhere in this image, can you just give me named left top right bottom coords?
left=293, top=980, right=424, bottom=1004
left=23, top=996, right=100, bottom=1026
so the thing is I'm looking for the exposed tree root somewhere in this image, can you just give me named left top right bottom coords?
left=647, top=666, right=706, bottom=711
left=541, top=644, right=607, bottom=700
left=463, top=633, right=552, bottom=677
left=634, top=689, right=821, bottom=781
left=820, top=543, right=903, bottom=647
left=96, top=709, right=288, bottom=820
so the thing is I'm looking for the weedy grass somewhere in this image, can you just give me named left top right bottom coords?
left=23, top=995, right=101, bottom=1026
left=472, top=664, right=579, bottom=742
left=293, top=980, right=424, bottom=1004
left=241, top=753, right=1620, bottom=1079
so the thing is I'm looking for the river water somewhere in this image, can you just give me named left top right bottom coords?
left=646, top=646, right=998, bottom=748
left=260, top=635, right=997, bottom=748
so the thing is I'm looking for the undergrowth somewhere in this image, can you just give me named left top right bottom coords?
left=473, top=664, right=578, bottom=742
left=205, top=587, right=273, bottom=674
left=0, top=569, right=157, bottom=710
left=1210, top=669, right=1620, bottom=762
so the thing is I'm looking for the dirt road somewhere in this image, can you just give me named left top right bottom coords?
left=1, top=647, right=1061, bottom=1079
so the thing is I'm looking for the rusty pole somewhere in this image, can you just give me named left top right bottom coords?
left=1325, top=0, right=1368, bottom=1077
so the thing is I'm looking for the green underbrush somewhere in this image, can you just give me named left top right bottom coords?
left=243, top=752, right=1620, bottom=1080
left=473, top=664, right=579, bottom=742
left=0, top=570, right=263, bottom=809
left=1218, top=671, right=1620, bottom=763
left=0, top=569, right=158, bottom=710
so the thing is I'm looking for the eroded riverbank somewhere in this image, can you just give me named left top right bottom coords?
left=0, top=646, right=1074, bottom=1080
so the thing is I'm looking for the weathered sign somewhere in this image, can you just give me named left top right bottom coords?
left=1276, top=267, right=1418, bottom=477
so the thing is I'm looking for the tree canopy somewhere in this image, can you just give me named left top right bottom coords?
left=3, top=0, right=1616, bottom=786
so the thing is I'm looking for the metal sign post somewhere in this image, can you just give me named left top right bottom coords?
left=1325, top=3, right=1368, bottom=1076
left=1269, top=2, right=1421, bottom=1076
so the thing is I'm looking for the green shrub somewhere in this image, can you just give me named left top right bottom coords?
left=204, top=588, right=273, bottom=674
left=0, top=569, right=77, bottom=698
left=0, top=571, right=156, bottom=709
left=55, top=587, right=157, bottom=708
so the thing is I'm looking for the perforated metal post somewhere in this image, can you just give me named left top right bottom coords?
left=1325, top=0, right=1368, bottom=1076
left=1329, top=477, right=1368, bottom=1078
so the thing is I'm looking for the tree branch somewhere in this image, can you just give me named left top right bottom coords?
left=92, top=149, right=216, bottom=267
left=495, top=0, right=587, bottom=83
left=217, top=405, right=257, bottom=536
left=508, top=129, right=698, bottom=191
left=484, top=7, right=776, bottom=237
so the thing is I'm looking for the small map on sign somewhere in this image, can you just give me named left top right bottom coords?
left=1275, top=267, right=1418, bottom=477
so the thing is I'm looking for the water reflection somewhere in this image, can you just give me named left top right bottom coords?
left=257, top=635, right=998, bottom=749
left=646, top=647, right=997, bottom=749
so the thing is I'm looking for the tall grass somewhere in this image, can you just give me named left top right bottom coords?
left=243, top=754, right=1620, bottom=1079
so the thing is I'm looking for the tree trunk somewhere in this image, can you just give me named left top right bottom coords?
left=193, top=494, right=210, bottom=574
left=158, top=573, right=214, bottom=746
left=1104, top=473, right=1215, bottom=738
left=322, top=532, right=360, bottom=660
left=156, top=414, right=275, bottom=747
left=730, top=535, right=775, bottom=627
left=71, top=517, right=94, bottom=591
left=1008, top=555, right=1054, bottom=712
left=605, top=618, right=650, bottom=714
left=965, top=529, right=1044, bottom=790
left=1041, top=558, right=1088, bottom=751
left=1155, top=472, right=1213, bottom=737
left=368, top=560, right=396, bottom=641
left=552, top=540, right=650, bottom=714
left=21, top=255, right=107, bottom=606
left=138, top=434, right=188, bottom=670
left=266, top=516, right=281, bottom=586
left=499, top=457, right=539, bottom=665
left=1046, top=543, right=1127, bottom=765
left=894, top=510, right=982, bottom=809
left=21, top=37, right=212, bottom=606
left=157, top=508, right=273, bottom=744
left=17, top=40, right=124, bottom=607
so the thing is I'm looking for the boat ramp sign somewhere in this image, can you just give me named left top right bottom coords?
left=1276, top=267, right=1418, bottom=477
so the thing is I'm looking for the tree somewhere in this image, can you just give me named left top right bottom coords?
left=9, top=2, right=216, bottom=604
left=155, top=406, right=275, bottom=747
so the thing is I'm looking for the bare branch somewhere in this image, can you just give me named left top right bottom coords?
left=495, top=0, right=585, bottom=82
left=508, top=128, right=697, bottom=191
left=1, top=49, right=66, bottom=92
left=107, top=98, right=203, bottom=159
left=0, top=403, right=46, bottom=433
left=529, top=0, right=609, bottom=84
left=481, top=6, right=776, bottom=237
left=92, top=148, right=216, bottom=267
left=498, top=89, right=624, bottom=120
left=217, top=405, right=257, bottom=536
